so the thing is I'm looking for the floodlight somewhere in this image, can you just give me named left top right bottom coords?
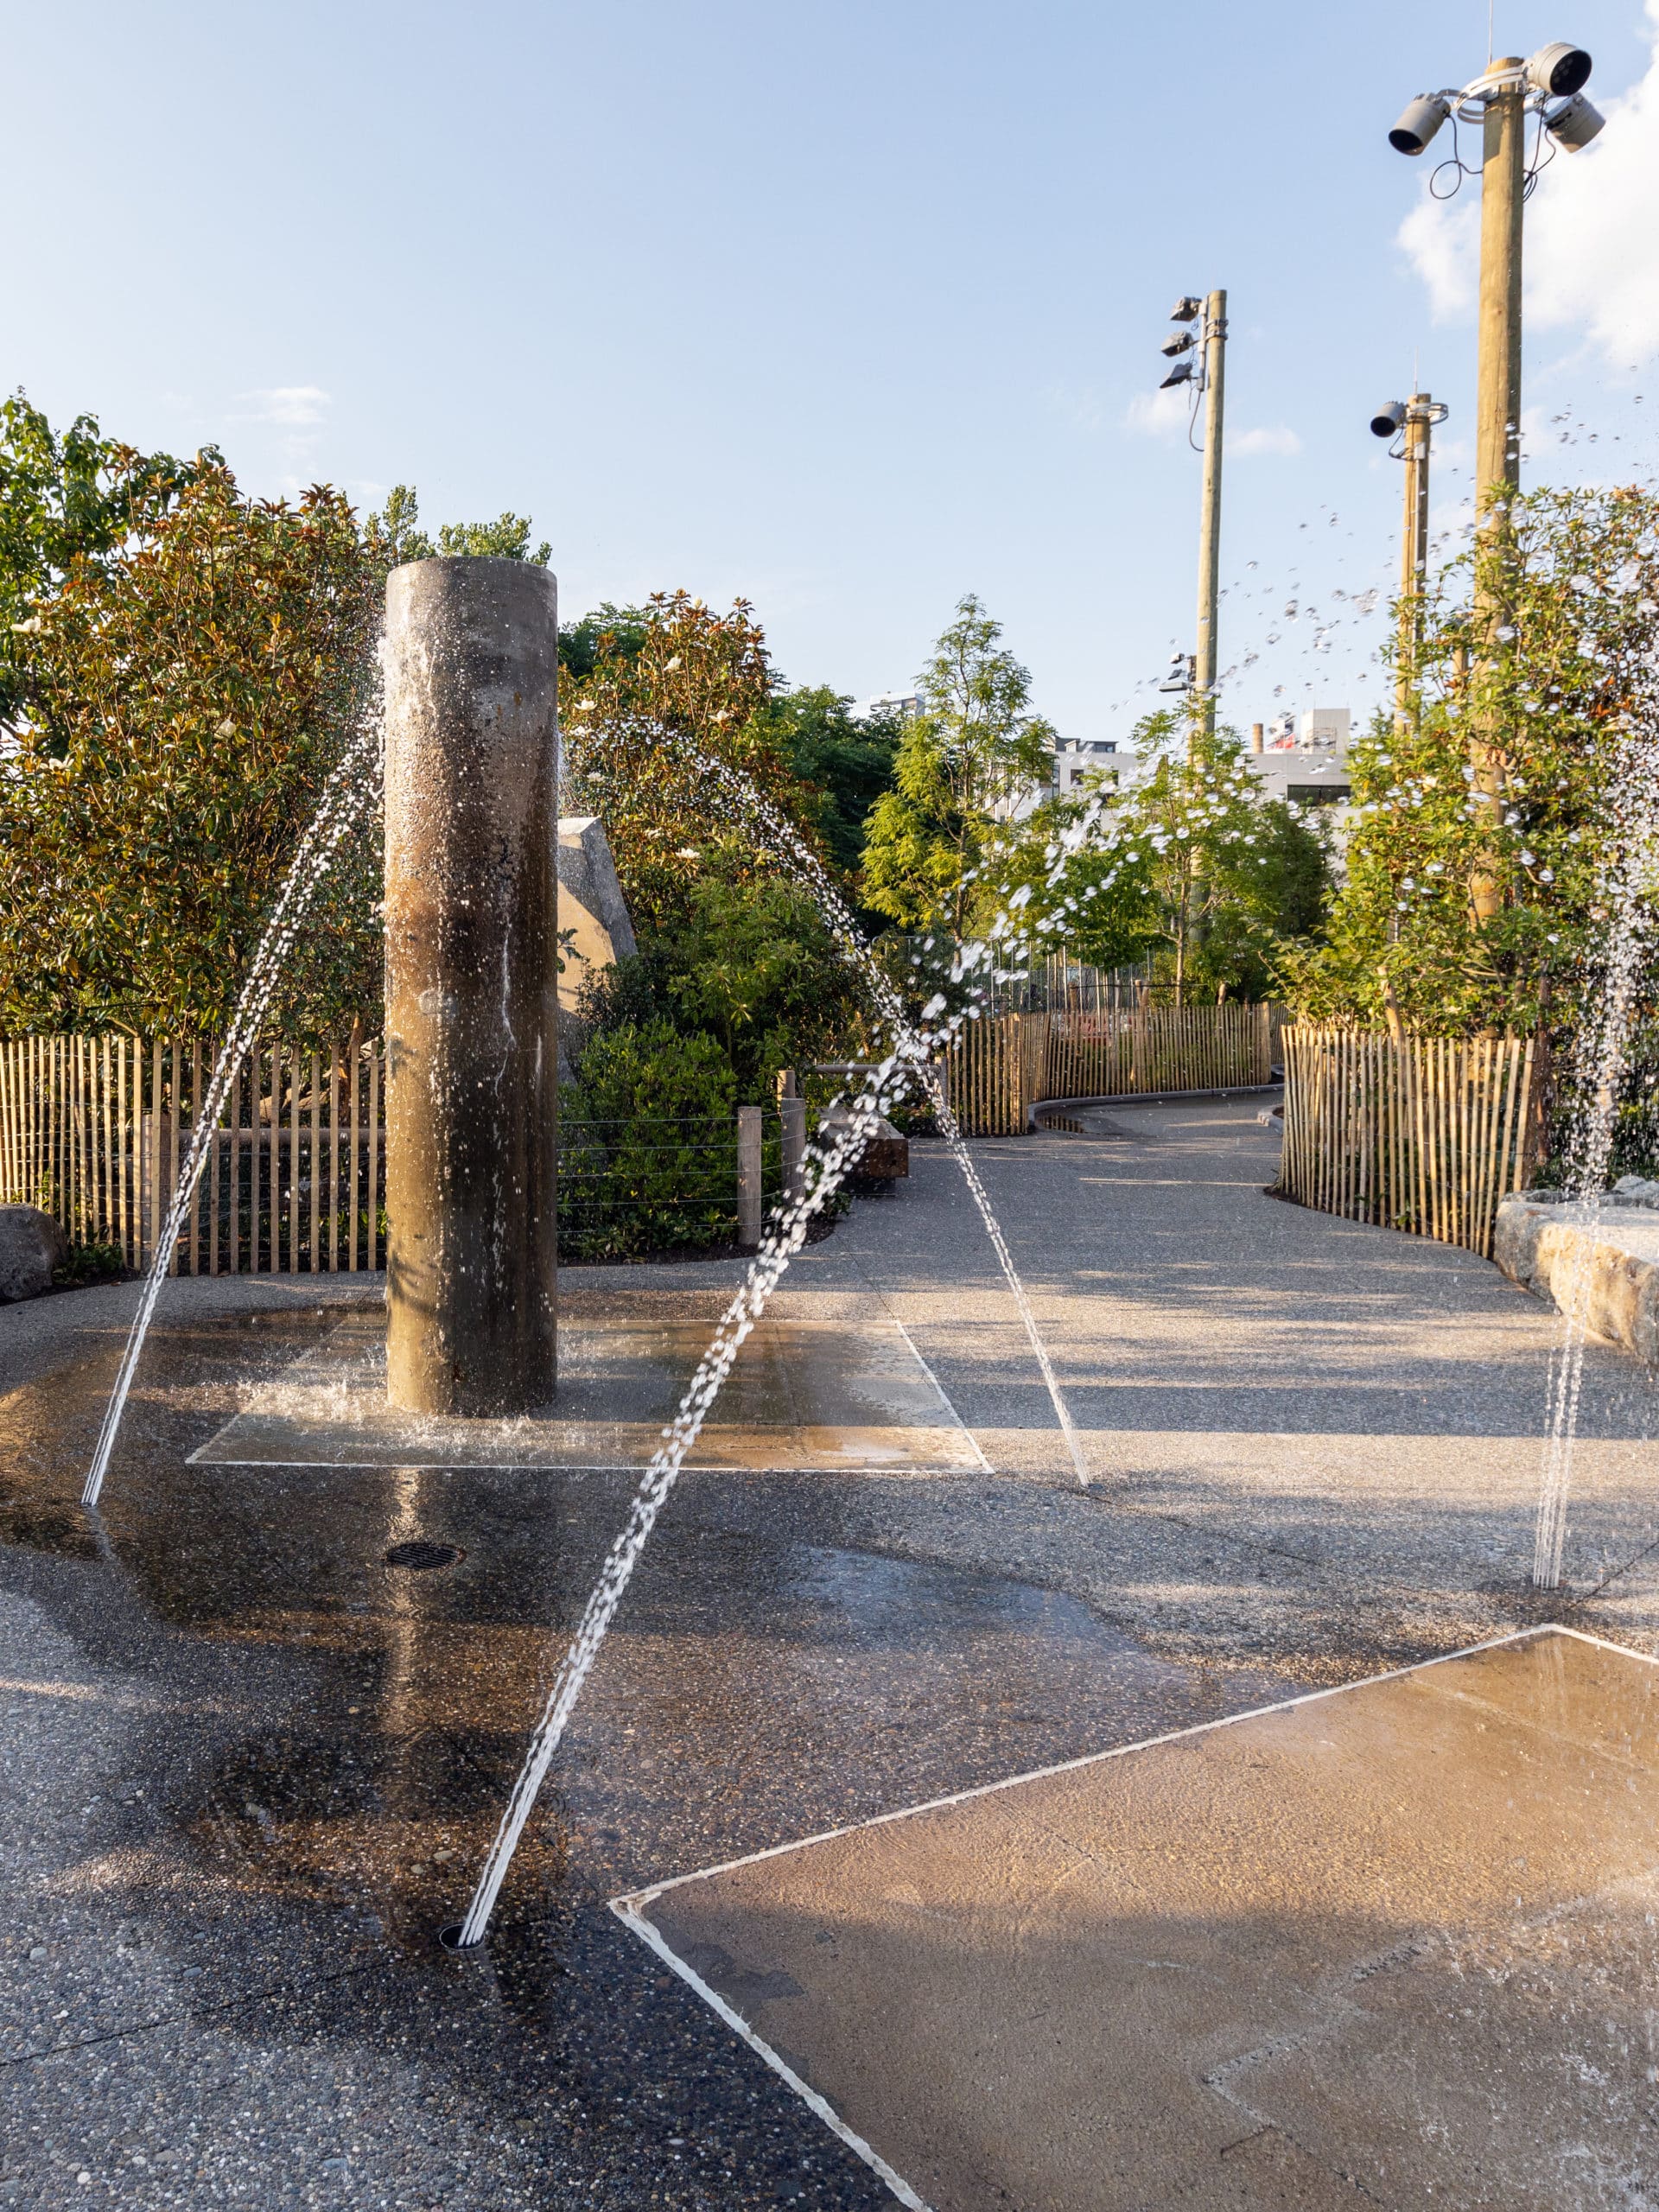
left=1160, top=359, right=1196, bottom=390
left=1170, top=296, right=1202, bottom=321
left=1160, top=330, right=1195, bottom=358
left=1546, top=90, right=1605, bottom=149
left=1370, top=400, right=1408, bottom=438
left=1389, top=93, right=1450, bottom=154
left=1527, top=41, right=1592, bottom=97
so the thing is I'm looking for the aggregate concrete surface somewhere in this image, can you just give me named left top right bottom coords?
left=1, top=1097, right=1654, bottom=2209
left=630, top=1629, right=1659, bottom=2212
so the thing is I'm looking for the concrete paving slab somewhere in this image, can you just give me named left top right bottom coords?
left=190, top=1309, right=986, bottom=1473
left=618, top=1629, right=1659, bottom=2212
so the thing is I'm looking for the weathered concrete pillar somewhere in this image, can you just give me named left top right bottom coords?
left=383, top=557, right=559, bottom=1415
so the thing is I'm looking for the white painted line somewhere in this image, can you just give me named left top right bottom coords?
left=615, top=1628, right=1656, bottom=1911
left=609, top=1894, right=932, bottom=2212
left=613, top=1623, right=1656, bottom=2210
left=887, top=1315, right=992, bottom=1475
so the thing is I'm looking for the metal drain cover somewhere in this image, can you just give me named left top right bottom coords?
left=384, top=1541, right=462, bottom=1571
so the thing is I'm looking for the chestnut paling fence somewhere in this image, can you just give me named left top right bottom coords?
left=0, top=1032, right=791, bottom=1274
left=938, top=1002, right=1278, bottom=1137
left=0, top=1029, right=387, bottom=1274
left=1276, top=1025, right=1537, bottom=1258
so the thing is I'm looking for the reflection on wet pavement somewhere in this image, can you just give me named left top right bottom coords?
left=0, top=1298, right=1262, bottom=2209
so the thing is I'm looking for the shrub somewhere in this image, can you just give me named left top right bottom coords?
left=559, top=1021, right=739, bottom=1260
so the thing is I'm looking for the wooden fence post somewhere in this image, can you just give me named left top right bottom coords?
left=780, top=1092, right=806, bottom=1205
left=736, top=1105, right=763, bottom=1249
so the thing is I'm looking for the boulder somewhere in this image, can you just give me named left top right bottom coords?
left=0, top=1205, right=67, bottom=1302
left=556, top=816, right=638, bottom=1079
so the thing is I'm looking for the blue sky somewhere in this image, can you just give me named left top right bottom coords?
left=7, top=1, right=1656, bottom=744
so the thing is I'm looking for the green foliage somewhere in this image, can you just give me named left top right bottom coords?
left=559, top=1020, right=738, bottom=1258
left=988, top=709, right=1332, bottom=1001
left=0, top=391, right=210, bottom=742
left=558, top=602, right=652, bottom=682
left=580, top=860, right=868, bottom=1096
left=54, top=1241, right=126, bottom=1287
left=361, top=484, right=550, bottom=571
left=861, top=595, right=1056, bottom=933
left=751, top=686, right=903, bottom=880
left=0, top=456, right=379, bottom=1035
left=1286, top=482, right=1659, bottom=1035
left=561, top=590, right=828, bottom=932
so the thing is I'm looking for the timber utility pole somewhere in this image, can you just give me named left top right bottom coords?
left=1387, top=39, right=1603, bottom=918
left=1155, top=290, right=1228, bottom=746
left=1370, top=392, right=1449, bottom=720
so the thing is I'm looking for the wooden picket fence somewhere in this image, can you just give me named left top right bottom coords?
left=0, top=1030, right=385, bottom=1274
left=938, top=1002, right=1275, bottom=1136
left=1277, top=1026, right=1536, bottom=1257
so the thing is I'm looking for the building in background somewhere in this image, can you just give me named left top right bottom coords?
left=849, top=690, right=920, bottom=724
left=1052, top=737, right=1122, bottom=797
left=1244, top=705, right=1352, bottom=817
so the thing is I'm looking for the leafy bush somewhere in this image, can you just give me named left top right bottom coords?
left=559, top=1020, right=739, bottom=1260
left=578, top=861, right=869, bottom=1096
left=54, top=1241, right=126, bottom=1287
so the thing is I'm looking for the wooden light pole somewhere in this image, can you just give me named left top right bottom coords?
left=1192, top=289, right=1228, bottom=736
left=1468, top=63, right=1528, bottom=922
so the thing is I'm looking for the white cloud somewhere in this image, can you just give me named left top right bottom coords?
left=1123, top=387, right=1299, bottom=455
left=1397, top=7, right=1659, bottom=367
left=1122, top=385, right=1192, bottom=440
left=1230, top=425, right=1303, bottom=458
left=1529, top=9, right=1659, bottom=362
left=235, top=385, right=332, bottom=427
left=1396, top=191, right=1478, bottom=321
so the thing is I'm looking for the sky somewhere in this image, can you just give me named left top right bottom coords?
left=5, top=0, right=1657, bottom=747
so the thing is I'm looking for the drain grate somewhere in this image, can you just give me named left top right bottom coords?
left=384, top=1541, right=462, bottom=1572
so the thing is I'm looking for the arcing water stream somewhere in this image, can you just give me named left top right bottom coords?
left=85, top=678, right=1124, bottom=1944
left=1533, top=712, right=1659, bottom=1589
left=454, top=731, right=1122, bottom=1941
left=81, top=701, right=385, bottom=1508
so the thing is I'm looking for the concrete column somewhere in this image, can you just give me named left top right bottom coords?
left=383, top=557, right=559, bottom=1416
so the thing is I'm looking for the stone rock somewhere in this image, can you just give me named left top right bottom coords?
left=556, top=816, right=637, bottom=1080
left=1495, top=1192, right=1659, bottom=1369
left=0, top=1205, right=67, bottom=1302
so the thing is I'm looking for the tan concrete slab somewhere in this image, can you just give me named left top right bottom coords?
left=188, top=1309, right=986, bottom=1473
left=616, top=1630, right=1659, bottom=2211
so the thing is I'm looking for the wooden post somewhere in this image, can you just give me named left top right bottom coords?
left=780, top=1090, right=806, bottom=1205
left=736, top=1104, right=763, bottom=1249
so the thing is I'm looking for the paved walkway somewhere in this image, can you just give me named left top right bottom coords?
left=0, top=1096, right=1652, bottom=2209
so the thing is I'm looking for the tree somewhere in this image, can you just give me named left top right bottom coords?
left=558, top=602, right=652, bottom=682
left=560, top=590, right=825, bottom=931
left=861, top=595, right=1056, bottom=934
left=992, top=709, right=1332, bottom=1002
left=1285, top=482, right=1659, bottom=1037
left=0, top=391, right=209, bottom=743
left=749, top=685, right=903, bottom=880
left=0, top=458, right=379, bottom=1035
left=578, top=860, right=869, bottom=1097
left=361, top=483, right=550, bottom=572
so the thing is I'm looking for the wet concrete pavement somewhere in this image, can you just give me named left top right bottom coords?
left=1, top=1098, right=1655, bottom=2208
left=632, top=1628, right=1659, bottom=2212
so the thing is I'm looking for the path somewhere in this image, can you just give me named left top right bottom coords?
left=0, top=1094, right=1651, bottom=2209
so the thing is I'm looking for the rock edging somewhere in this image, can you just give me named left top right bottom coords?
left=1494, top=1185, right=1659, bottom=1366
